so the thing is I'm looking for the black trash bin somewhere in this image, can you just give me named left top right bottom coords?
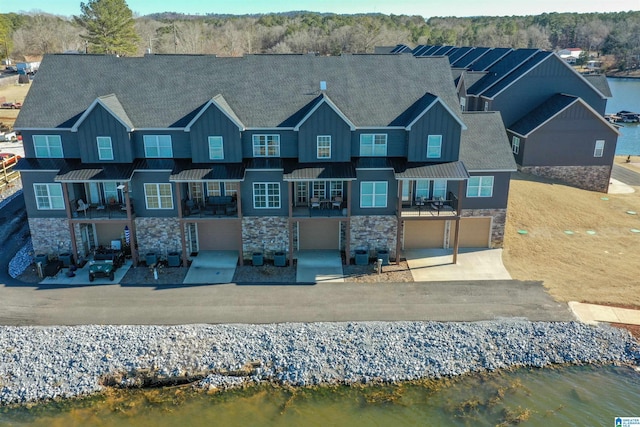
left=252, top=252, right=264, bottom=266
left=274, top=251, right=286, bottom=267
left=376, top=249, right=389, bottom=266
left=354, top=249, right=368, bottom=266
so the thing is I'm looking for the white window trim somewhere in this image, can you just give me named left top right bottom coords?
left=317, top=135, right=331, bottom=159
left=97, top=136, right=114, bottom=160
left=33, top=135, right=63, bottom=158
left=427, top=135, right=442, bottom=159
left=512, top=136, right=520, bottom=155
left=33, top=183, right=65, bottom=210
left=594, top=140, right=605, bottom=157
left=208, top=136, right=224, bottom=160
left=359, top=134, right=387, bottom=156
left=466, top=176, right=494, bottom=198
left=252, top=134, right=280, bottom=157
left=143, top=135, right=173, bottom=158
left=253, top=182, right=281, bottom=209
left=360, top=181, right=388, bottom=208
left=144, top=183, right=174, bottom=210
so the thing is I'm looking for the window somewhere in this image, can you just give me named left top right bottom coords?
left=312, top=181, right=326, bottom=199
left=206, top=182, right=222, bottom=197
left=208, top=136, right=224, bottom=160
left=103, top=182, right=120, bottom=204
left=144, top=183, right=174, bottom=209
left=252, top=135, right=280, bottom=157
left=433, top=179, right=447, bottom=199
left=189, top=182, right=203, bottom=203
left=427, top=135, right=442, bottom=158
left=33, top=183, right=64, bottom=210
left=317, top=135, right=331, bottom=159
left=33, top=135, right=63, bottom=158
left=359, top=134, right=387, bottom=156
left=97, top=137, right=114, bottom=160
left=594, top=140, right=605, bottom=157
left=253, top=182, right=280, bottom=209
left=512, top=136, right=520, bottom=155
left=330, top=181, right=343, bottom=199
left=224, top=182, right=239, bottom=197
left=415, top=181, right=430, bottom=199
left=467, top=176, right=494, bottom=198
left=143, top=135, right=173, bottom=158
left=360, top=181, right=387, bottom=208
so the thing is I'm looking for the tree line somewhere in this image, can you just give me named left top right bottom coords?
left=1, top=6, right=639, bottom=71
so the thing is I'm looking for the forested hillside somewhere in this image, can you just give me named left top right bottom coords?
left=1, top=10, right=638, bottom=70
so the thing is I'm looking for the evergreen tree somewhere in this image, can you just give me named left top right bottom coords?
left=74, top=0, right=140, bottom=55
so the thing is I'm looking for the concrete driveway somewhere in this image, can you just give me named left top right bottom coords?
left=403, top=248, right=512, bottom=281
left=296, top=250, right=344, bottom=283
left=183, top=251, right=237, bottom=284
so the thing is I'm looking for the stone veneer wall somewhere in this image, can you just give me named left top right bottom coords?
left=28, top=218, right=72, bottom=256
left=134, top=217, right=181, bottom=259
left=460, top=209, right=507, bottom=248
left=242, top=216, right=289, bottom=260
left=519, top=165, right=611, bottom=193
left=349, top=215, right=398, bottom=259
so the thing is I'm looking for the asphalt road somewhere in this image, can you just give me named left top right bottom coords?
left=612, top=164, right=640, bottom=186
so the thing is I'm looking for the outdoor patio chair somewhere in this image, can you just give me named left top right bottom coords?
left=332, top=196, right=342, bottom=209
left=185, top=199, right=201, bottom=216
left=310, top=197, right=321, bottom=209
left=76, top=199, right=89, bottom=216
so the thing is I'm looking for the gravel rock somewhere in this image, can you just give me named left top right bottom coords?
left=0, top=321, right=638, bottom=405
left=9, top=238, right=33, bottom=278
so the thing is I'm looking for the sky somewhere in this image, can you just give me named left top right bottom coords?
left=1, top=0, right=638, bottom=18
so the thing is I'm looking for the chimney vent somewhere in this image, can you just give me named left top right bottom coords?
left=320, top=81, right=327, bottom=91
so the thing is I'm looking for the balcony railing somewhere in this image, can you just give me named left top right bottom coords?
left=400, top=192, right=459, bottom=217
left=73, top=199, right=134, bottom=219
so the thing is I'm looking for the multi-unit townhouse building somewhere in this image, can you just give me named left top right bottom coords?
left=386, top=45, right=620, bottom=192
left=15, top=53, right=515, bottom=268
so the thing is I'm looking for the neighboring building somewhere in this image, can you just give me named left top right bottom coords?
left=390, top=44, right=618, bottom=192
left=15, top=53, right=515, bottom=267
left=557, top=48, right=583, bottom=64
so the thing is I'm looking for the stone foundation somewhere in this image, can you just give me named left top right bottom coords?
left=349, top=215, right=398, bottom=259
left=242, top=216, right=289, bottom=260
left=461, top=208, right=507, bottom=248
left=519, top=165, right=611, bottom=193
left=28, top=218, right=73, bottom=256
left=134, top=217, right=181, bottom=259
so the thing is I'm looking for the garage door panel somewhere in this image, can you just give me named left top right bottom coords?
left=457, top=218, right=491, bottom=248
left=198, top=221, right=241, bottom=250
left=299, top=221, right=339, bottom=250
left=403, top=221, right=446, bottom=249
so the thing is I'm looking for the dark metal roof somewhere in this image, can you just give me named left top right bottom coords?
left=169, top=160, right=245, bottom=181
left=14, top=158, right=69, bottom=172
left=507, top=94, right=579, bottom=136
left=432, top=46, right=455, bottom=56
left=480, top=51, right=553, bottom=98
left=55, top=161, right=136, bottom=182
left=355, top=158, right=394, bottom=169
left=244, top=158, right=284, bottom=170
left=282, top=160, right=356, bottom=181
left=460, top=112, right=517, bottom=171
left=467, top=49, right=541, bottom=95
left=131, top=158, right=176, bottom=171
left=392, top=160, right=469, bottom=180
left=447, top=47, right=474, bottom=65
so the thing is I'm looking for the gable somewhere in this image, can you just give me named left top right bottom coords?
left=293, top=95, right=355, bottom=131
left=71, top=95, right=133, bottom=132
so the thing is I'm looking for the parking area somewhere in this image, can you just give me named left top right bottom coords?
left=403, top=248, right=513, bottom=281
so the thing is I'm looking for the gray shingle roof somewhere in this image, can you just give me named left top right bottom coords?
left=16, top=54, right=461, bottom=130
left=507, top=94, right=578, bottom=136
left=459, top=112, right=517, bottom=171
left=582, top=74, right=612, bottom=97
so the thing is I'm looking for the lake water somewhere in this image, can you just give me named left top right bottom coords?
left=2, top=365, right=639, bottom=426
left=606, top=78, right=640, bottom=155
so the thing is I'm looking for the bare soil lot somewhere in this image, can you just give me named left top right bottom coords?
left=0, top=82, right=29, bottom=129
left=503, top=167, right=640, bottom=307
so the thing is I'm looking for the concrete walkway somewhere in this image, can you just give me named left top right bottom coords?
left=296, top=250, right=344, bottom=283
left=183, top=250, right=237, bottom=284
left=39, top=260, right=132, bottom=286
left=404, top=248, right=512, bottom=281
left=569, top=301, right=640, bottom=326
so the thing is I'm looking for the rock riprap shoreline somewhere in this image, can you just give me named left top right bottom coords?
left=1, top=321, right=638, bottom=405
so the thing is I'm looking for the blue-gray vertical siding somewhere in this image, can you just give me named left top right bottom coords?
left=20, top=170, right=68, bottom=218
left=351, top=169, right=397, bottom=216
left=242, top=130, right=298, bottom=158
left=297, top=102, right=352, bottom=162
left=131, top=131, right=191, bottom=159
left=351, top=129, right=407, bottom=157
left=241, top=170, right=289, bottom=217
left=76, top=104, right=133, bottom=163
left=188, top=104, right=243, bottom=163
left=130, top=171, right=178, bottom=217
left=406, top=102, right=462, bottom=162
left=460, top=171, right=511, bottom=209
left=21, top=130, right=80, bottom=159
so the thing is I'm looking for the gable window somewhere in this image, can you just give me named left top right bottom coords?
left=252, top=135, right=280, bottom=157
left=467, top=176, right=494, bottom=198
left=427, top=135, right=442, bottom=159
left=359, top=134, right=387, bottom=156
left=360, top=181, right=387, bottom=208
left=253, top=182, right=280, bottom=209
left=208, top=136, right=224, bottom=160
left=144, top=183, right=174, bottom=209
left=512, top=136, right=520, bottom=155
left=33, top=135, right=63, bottom=158
left=594, top=140, right=605, bottom=157
left=317, top=135, right=331, bottom=159
left=143, top=135, right=173, bottom=158
left=33, top=183, right=64, bottom=210
left=97, top=137, right=114, bottom=160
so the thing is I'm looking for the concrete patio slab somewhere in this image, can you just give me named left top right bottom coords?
left=39, top=260, right=132, bottom=286
left=296, top=250, right=344, bottom=283
left=403, top=248, right=512, bottom=282
left=569, top=301, right=640, bottom=326
left=183, top=250, right=237, bottom=284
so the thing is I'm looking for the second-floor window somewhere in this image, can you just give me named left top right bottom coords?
left=359, top=134, right=387, bottom=156
left=252, top=134, right=280, bottom=157
left=253, top=182, right=280, bottom=208
left=317, top=135, right=331, bottom=159
left=467, top=176, right=494, bottom=198
left=33, top=135, right=63, bottom=158
left=34, top=183, right=64, bottom=210
left=594, top=140, right=605, bottom=157
left=97, top=137, right=114, bottom=160
left=427, top=135, right=442, bottom=158
left=208, top=136, right=224, bottom=160
left=144, top=183, right=174, bottom=209
left=143, top=135, right=173, bottom=158
left=360, top=181, right=387, bottom=208
left=512, top=136, right=520, bottom=154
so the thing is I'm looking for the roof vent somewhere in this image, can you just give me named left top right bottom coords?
left=320, top=81, right=327, bottom=91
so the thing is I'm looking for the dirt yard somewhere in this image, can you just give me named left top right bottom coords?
left=0, top=80, right=30, bottom=129
left=503, top=166, right=640, bottom=307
